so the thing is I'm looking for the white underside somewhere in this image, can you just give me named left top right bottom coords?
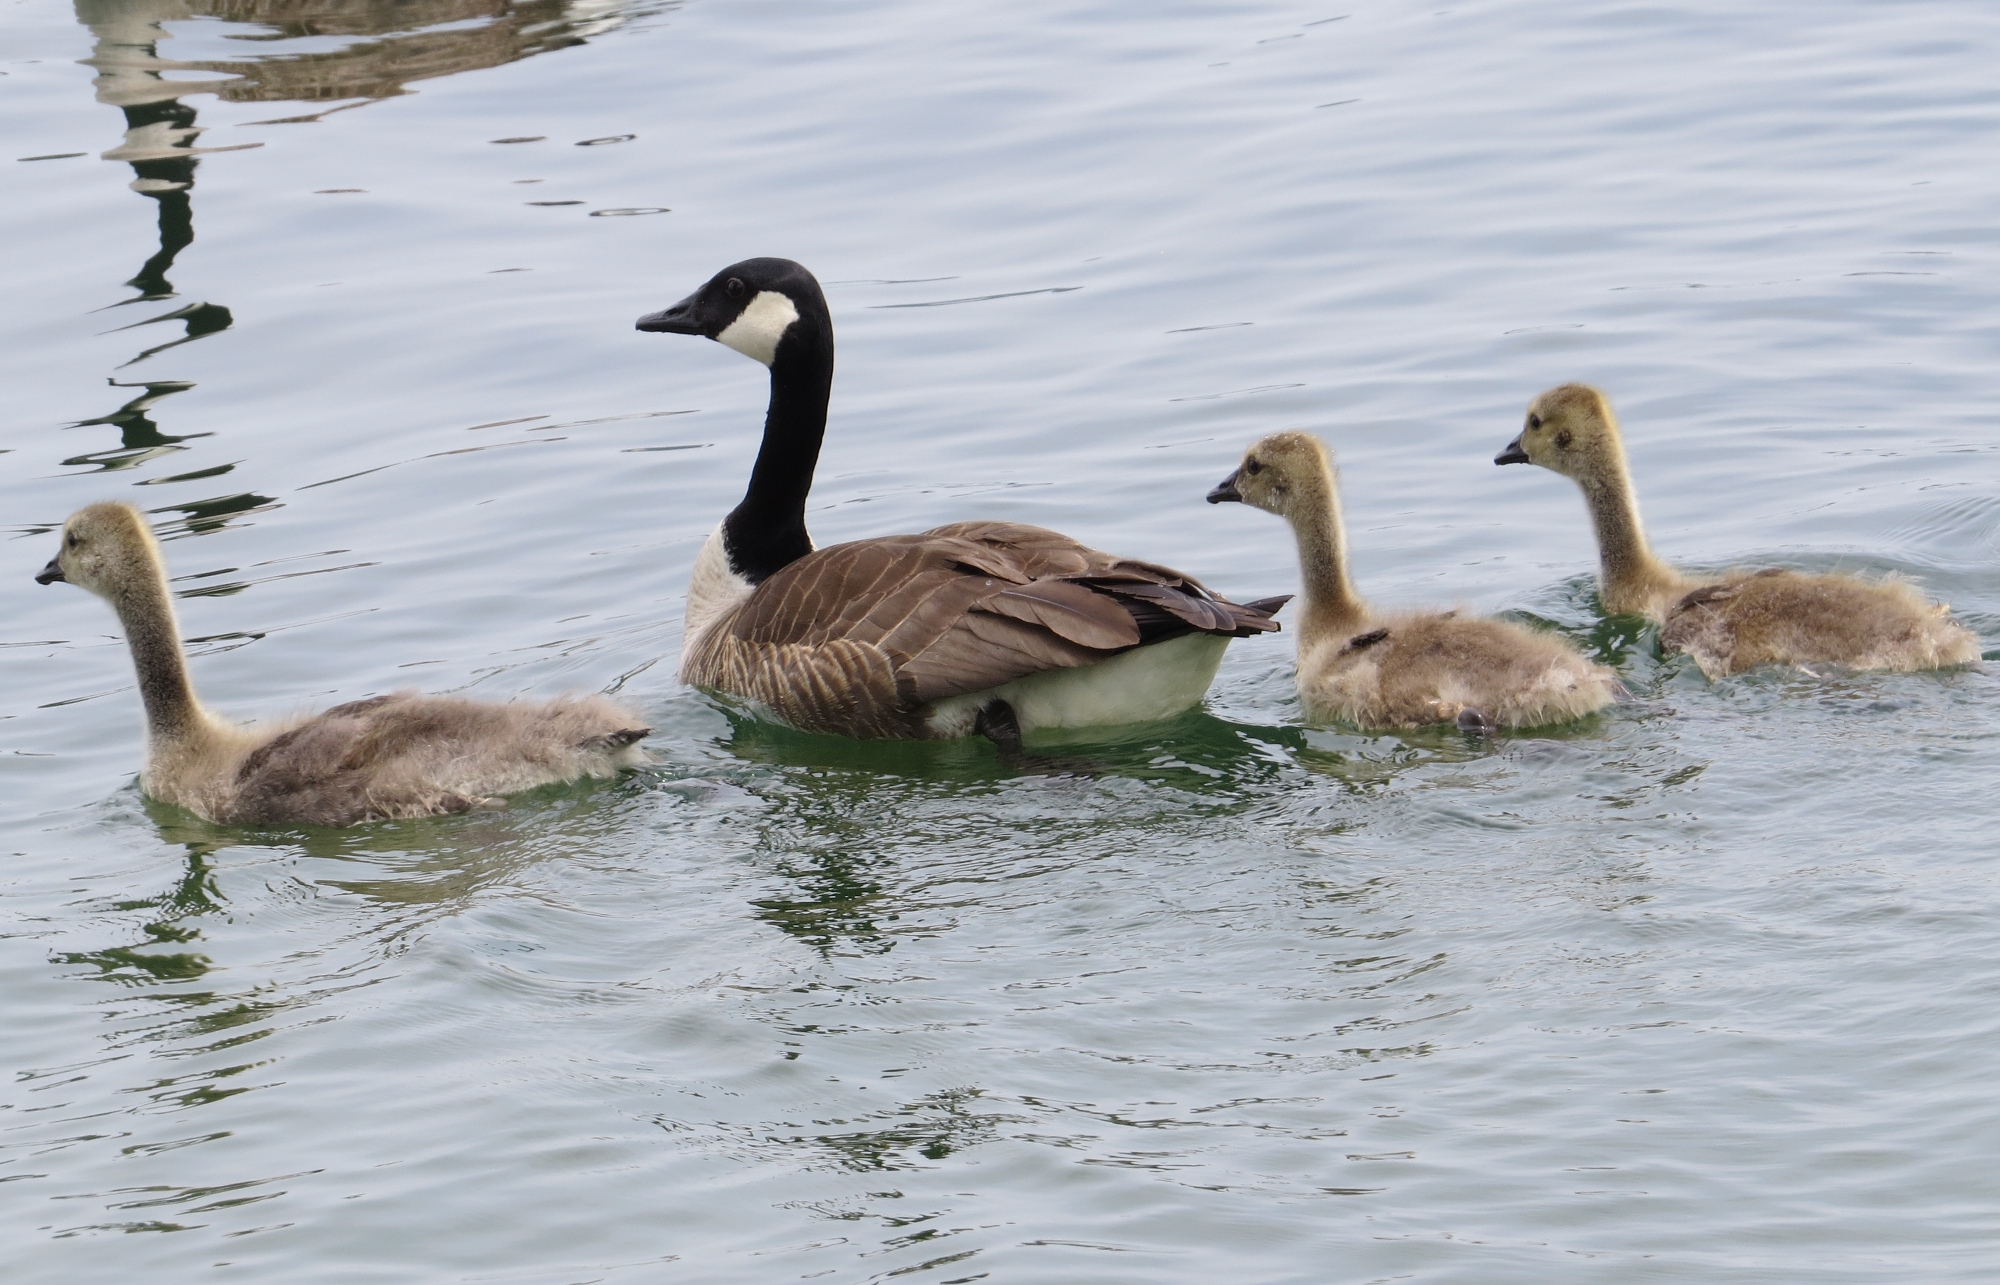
left=681, top=523, right=757, bottom=678
left=924, top=632, right=1232, bottom=738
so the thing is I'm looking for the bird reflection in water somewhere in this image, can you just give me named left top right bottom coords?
left=57, top=822, right=224, bottom=988
left=65, top=0, right=654, bottom=514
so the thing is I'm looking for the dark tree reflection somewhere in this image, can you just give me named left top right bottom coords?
left=62, top=0, right=661, bottom=501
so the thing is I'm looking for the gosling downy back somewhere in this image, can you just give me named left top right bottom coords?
left=1496, top=384, right=1982, bottom=677
left=37, top=502, right=651, bottom=827
left=1658, top=569, right=1981, bottom=678
left=636, top=257, right=1288, bottom=741
left=1209, top=431, right=1622, bottom=729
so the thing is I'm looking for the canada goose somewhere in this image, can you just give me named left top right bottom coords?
left=36, top=502, right=651, bottom=826
left=1495, top=383, right=1981, bottom=677
left=1208, top=431, right=1621, bottom=730
left=634, top=257, right=1287, bottom=741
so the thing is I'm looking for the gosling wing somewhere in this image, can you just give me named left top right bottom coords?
left=226, top=693, right=648, bottom=825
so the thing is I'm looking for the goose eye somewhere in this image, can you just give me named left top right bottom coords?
left=724, top=277, right=746, bottom=299
left=65, top=532, right=80, bottom=549
left=1244, top=459, right=1263, bottom=476
left=1526, top=414, right=1543, bottom=430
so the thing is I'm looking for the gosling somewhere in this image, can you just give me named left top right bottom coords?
left=1495, top=384, right=1982, bottom=678
left=36, top=502, right=651, bottom=826
left=1208, top=432, right=1622, bottom=730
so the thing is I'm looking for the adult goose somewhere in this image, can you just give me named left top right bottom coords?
left=635, top=257, right=1286, bottom=741
left=1496, top=383, right=1981, bottom=677
left=37, top=502, right=650, bottom=826
left=1209, top=431, right=1621, bottom=730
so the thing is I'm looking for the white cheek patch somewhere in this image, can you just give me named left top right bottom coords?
left=715, top=290, right=800, bottom=366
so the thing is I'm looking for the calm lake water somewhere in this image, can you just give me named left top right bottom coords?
left=6, top=1, right=2000, bottom=1280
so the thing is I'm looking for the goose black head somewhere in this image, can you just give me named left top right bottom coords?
left=636, top=257, right=827, bottom=368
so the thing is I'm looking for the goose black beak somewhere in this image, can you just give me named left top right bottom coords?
left=1206, top=470, right=1242, bottom=504
left=35, top=557, right=65, bottom=585
left=635, top=288, right=707, bottom=335
left=1495, top=436, right=1530, bottom=466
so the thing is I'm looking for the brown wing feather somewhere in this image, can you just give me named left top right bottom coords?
left=681, top=524, right=1286, bottom=737
left=980, top=580, right=1143, bottom=650
left=926, top=521, right=1096, bottom=576
left=1104, top=580, right=1239, bottom=634
left=905, top=607, right=1107, bottom=699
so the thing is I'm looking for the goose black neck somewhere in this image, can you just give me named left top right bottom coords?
left=723, top=307, right=834, bottom=583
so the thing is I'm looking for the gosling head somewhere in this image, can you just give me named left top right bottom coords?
left=635, top=257, right=828, bottom=368
left=1495, top=383, right=1623, bottom=481
left=1207, top=431, right=1333, bottom=520
left=36, top=502, right=160, bottom=599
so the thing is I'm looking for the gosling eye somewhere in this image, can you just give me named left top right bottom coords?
left=1526, top=413, right=1543, bottom=430
left=65, top=532, right=80, bottom=550
left=1244, top=458, right=1263, bottom=476
left=724, top=277, right=746, bottom=299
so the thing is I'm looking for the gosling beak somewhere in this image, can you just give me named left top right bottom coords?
left=35, top=556, right=65, bottom=585
left=1206, top=469, right=1243, bottom=504
left=1495, top=436, right=1530, bottom=466
left=635, top=288, right=706, bottom=335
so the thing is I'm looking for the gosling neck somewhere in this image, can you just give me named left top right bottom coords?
left=722, top=301, right=834, bottom=584
left=106, top=552, right=207, bottom=746
left=1574, top=450, right=1680, bottom=617
left=1284, top=462, right=1369, bottom=643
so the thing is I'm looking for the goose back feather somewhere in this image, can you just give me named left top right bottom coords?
left=682, top=519, right=1282, bottom=738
